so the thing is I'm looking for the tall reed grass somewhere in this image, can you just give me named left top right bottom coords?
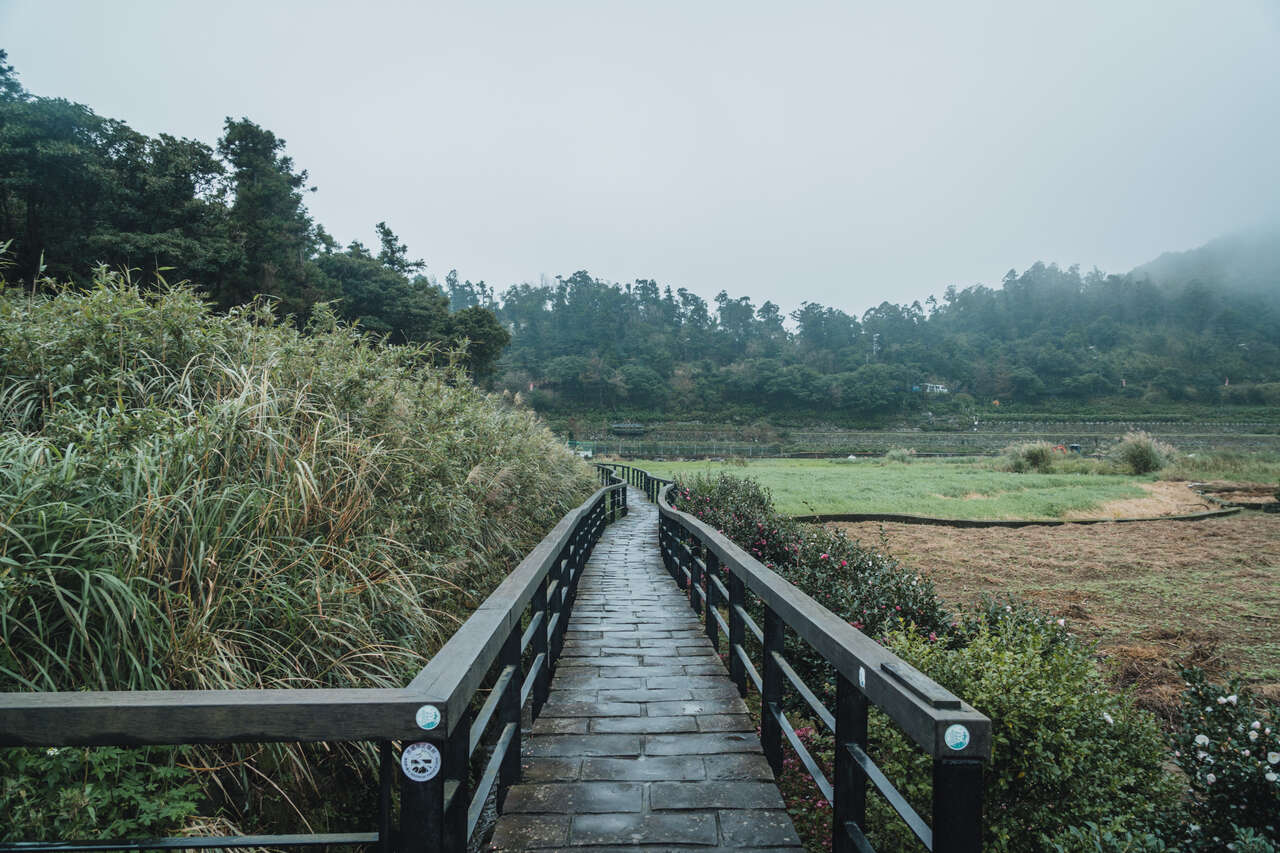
left=0, top=269, right=594, bottom=834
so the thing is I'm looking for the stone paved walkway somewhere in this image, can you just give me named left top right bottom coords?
left=489, top=489, right=802, bottom=852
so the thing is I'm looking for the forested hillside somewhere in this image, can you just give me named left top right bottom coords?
left=493, top=244, right=1280, bottom=421
left=3, top=48, right=1277, bottom=424
left=0, top=52, right=509, bottom=378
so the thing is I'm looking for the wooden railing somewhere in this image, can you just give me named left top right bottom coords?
left=600, top=462, right=990, bottom=853
left=0, top=471, right=629, bottom=853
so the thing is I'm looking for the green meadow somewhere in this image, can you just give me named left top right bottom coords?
left=629, top=457, right=1153, bottom=519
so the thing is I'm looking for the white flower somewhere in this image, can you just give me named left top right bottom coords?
left=45, top=747, right=59, bottom=756
left=1206, top=773, right=1216, bottom=784
left=1249, top=731, right=1259, bottom=742
left=1242, top=749, right=1250, bottom=757
left=1195, top=734, right=1210, bottom=746
left=1268, top=751, right=1280, bottom=765
left=1217, top=696, right=1228, bottom=705
left=1267, top=771, right=1278, bottom=782
left=1252, top=721, right=1262, bottom=730
left=1197, top=750, right=1208, bottom=760
left=1056, top=618, right=1065, bottom=627
left=1227, top=694, right=1238, bottom=705
left=1102, top=711, right=1114, bottom=725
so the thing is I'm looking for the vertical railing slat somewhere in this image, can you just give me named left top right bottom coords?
left=727, top=569, right=747, bottom=696
left=833, top=671, right=868, bottom=853
left=704, top=550, right=720, bottom=651
left=761, top=605, right=784, bottom=777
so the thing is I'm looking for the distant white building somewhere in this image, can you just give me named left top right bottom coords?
left=924, top=383, right=949, bottom=394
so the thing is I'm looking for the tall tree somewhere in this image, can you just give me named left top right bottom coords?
left=216, top=118, right=323, bottom=311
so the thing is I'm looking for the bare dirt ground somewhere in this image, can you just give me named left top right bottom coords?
left=1061, top=480, right=1213, bottom=520
left=831, top=512, right=1280, bottom=717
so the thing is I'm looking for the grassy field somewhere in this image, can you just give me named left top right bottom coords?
left=631, top=457, right=1158, bottom=519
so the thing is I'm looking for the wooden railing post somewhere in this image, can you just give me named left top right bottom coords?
left=833, top=671, right=868, bottom=853
left=761, top=605, right=784, bottom=777
left=932, top=758, right=984, bottom=853
left=704, top=551, right=720, bottom=651
left=398, top=741, right=442, bottom=853
left=727, top=570, right=746, bottom=696
left=497, top=623, right=522, bottom=810
left=399, top=711, right=468, bottom=852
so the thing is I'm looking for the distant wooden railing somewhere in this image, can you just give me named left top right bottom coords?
left=599, top=462, right=991, bottom=853
left=0, top=471, right=629, bottom=853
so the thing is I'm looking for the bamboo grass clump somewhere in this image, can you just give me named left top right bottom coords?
left=0, top=268, right=595, bottom=833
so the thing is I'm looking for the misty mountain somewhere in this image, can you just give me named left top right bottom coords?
left=1132, top=226, right=1280, bottom=304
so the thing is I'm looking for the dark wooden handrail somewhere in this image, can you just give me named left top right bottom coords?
left=598, top=462, right=990, bottom=853
left=0, top=469, right=630, bottom=853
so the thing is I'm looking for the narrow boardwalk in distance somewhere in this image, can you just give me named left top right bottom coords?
left=489, top=489, right=802, bottom=851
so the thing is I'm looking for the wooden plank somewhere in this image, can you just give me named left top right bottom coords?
left=0, top=688, right=428, bottom=748
left=0, top=833, right=380, bottom=851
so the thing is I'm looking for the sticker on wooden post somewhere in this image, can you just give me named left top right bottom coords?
left=858, top=666, right=866, bottom=690
left=944, top=724, right=970, bottom=751
left=401, top=742, right=442, bottom=782
left=416, top=704, right=441, bottom=731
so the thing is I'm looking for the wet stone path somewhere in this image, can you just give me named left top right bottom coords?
left=489, top=489, right=802, bottom=852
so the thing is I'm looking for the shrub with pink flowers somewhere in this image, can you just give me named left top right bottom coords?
left=668, top=473, right=948, bottom=643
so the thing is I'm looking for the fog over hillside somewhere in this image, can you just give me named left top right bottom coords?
left=1133, top=225, right=1280, bottom=302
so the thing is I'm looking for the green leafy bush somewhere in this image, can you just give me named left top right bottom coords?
left=1110, top=431, right=1177, bottom=474
left=1170, top=669, right=1279, bottom=849
left=0, top=747, right=201, bottom=841
left=870, top=617, right=1178, bottom=852
left=1002, top=440, right=1058, bottom=473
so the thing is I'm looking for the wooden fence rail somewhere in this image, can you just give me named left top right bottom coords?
left=597, top=463, right=991, bottom=853
left=0, top=472, right=629, bottom=853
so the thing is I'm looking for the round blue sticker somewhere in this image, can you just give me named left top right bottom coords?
left=944, top=724, right=970, bottom=751
left=416, top=705, right=441, bottom=731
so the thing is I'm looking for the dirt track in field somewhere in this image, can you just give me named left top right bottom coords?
left=1061, top=480, right=1213, bottom=519
left=830, top=513, right=1280, bottom=716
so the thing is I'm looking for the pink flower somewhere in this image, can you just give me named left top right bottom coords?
left=820, top=553, right=829, bottom=560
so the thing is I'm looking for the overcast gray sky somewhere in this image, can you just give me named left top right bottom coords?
left=3, top=1, right=1278, bottom=316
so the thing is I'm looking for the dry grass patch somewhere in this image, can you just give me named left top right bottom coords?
left=829, top=513, right=1280, bottom=717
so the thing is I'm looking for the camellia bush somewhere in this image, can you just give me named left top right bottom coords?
left=1169, top=669, right=1279, bottom=850
left=668, top=474, right=948, bottom=643
left=876, top=612, right=1179, bottom=852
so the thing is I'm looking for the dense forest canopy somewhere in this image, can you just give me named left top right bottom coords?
left=493, top=248, right=1280, bottom=419
left=0, top=52, right=509, bottom=379
left=3, top=50, right=1277, bottom=420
